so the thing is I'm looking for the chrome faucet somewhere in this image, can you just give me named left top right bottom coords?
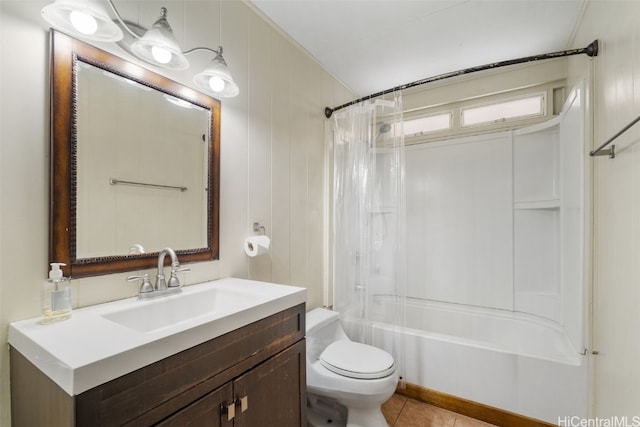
left=156, top=247, right=189, bottom=292
left=156, top=247, right=177, bottom=291
left=126, top=247, right=189, bottom=299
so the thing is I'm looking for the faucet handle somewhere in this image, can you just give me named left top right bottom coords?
left=126, top=274, right=154, bottom=294
left=168, top=267, right=190, bottom=288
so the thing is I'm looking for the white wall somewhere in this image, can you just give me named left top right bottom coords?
left=0, top=1, right=352, bottom=424
left=568, top=0, right=640, bottom=417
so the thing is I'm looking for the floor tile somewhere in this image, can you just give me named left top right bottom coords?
left=393, top=398, right=457, bottom=427
left=453, top=414, right=497, bottom=427
left=382, top=394, right=407, bottom=425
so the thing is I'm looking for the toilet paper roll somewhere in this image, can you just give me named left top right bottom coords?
left=244, top=235, right=271, bottom=257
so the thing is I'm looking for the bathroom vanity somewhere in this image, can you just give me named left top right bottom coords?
left=9, top=278, right=306, bottom=426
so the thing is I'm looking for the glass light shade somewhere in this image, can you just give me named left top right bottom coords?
left=69, top=11, right=98, bottom=35
left=41, top=0, right=123, bottom=42
left=130, top=7, right=189, bottom=70
left=193, top=50, right=239, bottom=98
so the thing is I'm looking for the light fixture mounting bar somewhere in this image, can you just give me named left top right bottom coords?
left=106, top=0, right=139, bottom=40
left=183, top=46, right=222, bottom=56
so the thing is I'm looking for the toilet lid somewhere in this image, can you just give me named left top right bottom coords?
left=319, top=341, right=395, bottom=379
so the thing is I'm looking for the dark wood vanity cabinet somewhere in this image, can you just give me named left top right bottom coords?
left=10, top=304, right=306, bottom=427
left=158, top=341, right=304, bottom=427
left=156, top=382, right=234, bottom=427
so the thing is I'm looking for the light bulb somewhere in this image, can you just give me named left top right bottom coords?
left=70, top=10, right=98, bottom=35
left=208, top=76, right=225, bottom=92
left=151, top=46, right=172, bottom=64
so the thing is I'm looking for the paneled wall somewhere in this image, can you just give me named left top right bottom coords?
left=568, top=0, right=640, bottom=417
left=0, top=1, right=353, bottom=424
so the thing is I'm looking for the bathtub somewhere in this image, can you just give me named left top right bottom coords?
left=370, top=297, right=590, bottom=424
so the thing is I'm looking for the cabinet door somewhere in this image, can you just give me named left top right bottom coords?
left=155, top=382, right=234, bottom=427
left=234, top=340, right=306, bottom=427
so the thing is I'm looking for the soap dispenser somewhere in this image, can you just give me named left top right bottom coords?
left=41, top=262, right=72, bottom=324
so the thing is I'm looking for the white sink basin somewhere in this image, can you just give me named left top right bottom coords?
left=8, top=278, right=306, bottom=396
left=102, top=286, right=260, bottom=333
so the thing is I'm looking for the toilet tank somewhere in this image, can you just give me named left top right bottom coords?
left=306, top=308, right=349, bottom=361
left=306, top=308, right=340, bottom=336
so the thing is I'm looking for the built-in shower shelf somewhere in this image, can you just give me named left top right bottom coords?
left=513, top=199, right=560, bottom=210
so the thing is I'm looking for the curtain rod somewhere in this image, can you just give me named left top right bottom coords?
left=324, top=40, right=599, bottom=119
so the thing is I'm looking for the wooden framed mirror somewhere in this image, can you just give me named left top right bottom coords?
left=49, top=30, right=220, bottom=278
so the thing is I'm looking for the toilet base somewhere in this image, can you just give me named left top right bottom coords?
left=307, top=393, right=389, bottom=427
left=307, top=394, right=347, bottom=427
left=307, top=407, right=347, bottom=427
left=346, top=407, right=389, bottom=427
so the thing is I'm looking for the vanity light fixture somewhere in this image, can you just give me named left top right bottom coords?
left=40, top=0, right=239, bottom=97
left=188, top=0, right=239, bottom=98
left=190, top=46, right=240, bottom=98
left=130, top=7, right=189, bottom=70
left=41, top=0, right=123, bottom=42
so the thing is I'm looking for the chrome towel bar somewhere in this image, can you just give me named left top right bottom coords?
left=109, top=178, right=187, bottom=192
left=590, top=114, right=640, bottom=159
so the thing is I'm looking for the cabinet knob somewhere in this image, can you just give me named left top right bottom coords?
left=224, top=402, right=235, bottom=421
left=237, top=395, right=249, bottom=413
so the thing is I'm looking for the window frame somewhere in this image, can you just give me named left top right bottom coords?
left=460, top=92, right=546, bottom=128
left=398, top=83, right=561, bottom=145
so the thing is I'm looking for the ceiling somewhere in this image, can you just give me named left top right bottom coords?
left=247, top=0, right=587, bottom=97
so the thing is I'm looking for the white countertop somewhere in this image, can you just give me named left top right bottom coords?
left=8, top=278, right=306, bottom=396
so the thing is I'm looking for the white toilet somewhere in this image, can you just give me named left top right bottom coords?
left=305, top=307, right=398, bottom=427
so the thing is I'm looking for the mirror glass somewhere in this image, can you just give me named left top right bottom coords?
left=50, top=31, right=220, bottom=278
left=76, top=61, right=209, bottom=258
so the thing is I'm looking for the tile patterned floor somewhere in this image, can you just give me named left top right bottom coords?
left=382, top=394, right=498, bottom=427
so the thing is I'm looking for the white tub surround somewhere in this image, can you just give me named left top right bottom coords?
left=405, top=83, right=585, bottom=342
left=369, top=82, right=589, bottom=423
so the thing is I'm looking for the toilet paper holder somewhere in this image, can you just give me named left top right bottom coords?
left=253, top=222, right=266, bottom=234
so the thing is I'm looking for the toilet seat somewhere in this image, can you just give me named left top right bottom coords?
left=319, top=341, right=395, bottom=379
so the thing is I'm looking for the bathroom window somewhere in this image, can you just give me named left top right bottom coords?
left=461, top=93, right=546, bottom=127
left=402, top=112, right=452, bottom=137
left=402, top=83, right=559, bottom=144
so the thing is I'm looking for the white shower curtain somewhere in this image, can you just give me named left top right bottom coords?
left=332, top=93, right=406, bottom=384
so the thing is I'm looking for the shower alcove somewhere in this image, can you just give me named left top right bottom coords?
left=373, top=82, right=589, bottom=422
